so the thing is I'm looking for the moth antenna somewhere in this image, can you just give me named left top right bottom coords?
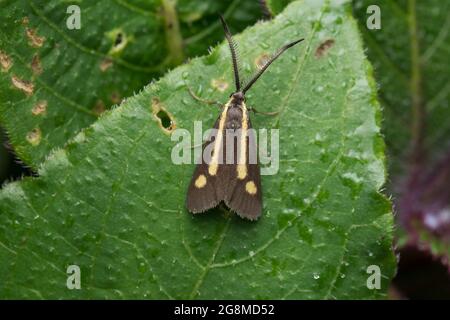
left=242, top=38, right=304, bottom=94
left=219, top=14, right=241, bottom=92
left=234, top=41, right=245, bottom=89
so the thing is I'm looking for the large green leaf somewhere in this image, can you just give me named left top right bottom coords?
left=0, top=0, right=260, bottom=168
left=353, top=1, right=450, bottom=262
left=0, top=0, right=395, bottom=299
left=354, top=0, right=450, bottom=175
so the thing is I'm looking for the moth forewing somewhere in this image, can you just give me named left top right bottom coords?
left=186, top=99, right=231, bottom=213
left=225, top=108, right=262, bottom=220
left=185, top=120, right=221, bottom=214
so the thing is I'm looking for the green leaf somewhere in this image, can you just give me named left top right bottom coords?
left=0, top=0, right=395, bottom=299
left=353, top=1, right=450, bottom=260
left=264, top=0, right=295, bottom=16
left=353, top=0, right=450, bottom=174
left=0, top=0, right=260, bottom=168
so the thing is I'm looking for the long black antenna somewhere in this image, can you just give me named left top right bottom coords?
left=242, top=38, right=304, bottom=94
left=219, top=15, right=241, bottom=92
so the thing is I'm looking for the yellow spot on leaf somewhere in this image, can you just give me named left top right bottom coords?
left=22, top=17, right=29, bottom=25
left=11, top=76, right=34, bottom=95
left=211, top=78, right=229, bottom=92
left=100, top=58, right=113, bottom=72
left=31, top=54, right=42, bottom=75
left=26, top=28, right=45, bottom=48
left=0, top=51, right=12, bottom=72
left=195, top=174, right=207, bottom=188
left=32, top=100, right=47, bottom=115
left=255, top=53, right=270, bottom=69
left=26, top=128, right=41, bottom=146
left=151, top=97, right=177, bottom=134
left=208, top=101, right=230, bottom=176
left=245, top=181, right=257, bottom=195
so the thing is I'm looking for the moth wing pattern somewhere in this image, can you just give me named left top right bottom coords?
left=186, top=104, right=262, bottom=220
left=225, top=116, right=262, bottom=220
left=186, top=116, right=228, bottom=213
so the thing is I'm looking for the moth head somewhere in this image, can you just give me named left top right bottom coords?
left=231, top=91, right=245, bottom=103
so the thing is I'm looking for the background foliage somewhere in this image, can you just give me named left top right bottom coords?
left=0, top=0, right=260, bottom=167
left=353, top=0, right=450, bottom=298
left=0, top=0, right=395, bottom=299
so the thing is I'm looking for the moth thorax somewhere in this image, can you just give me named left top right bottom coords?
left=226, top=107, right=243, bottom=129
left=227, top=119, right=242, bottom=130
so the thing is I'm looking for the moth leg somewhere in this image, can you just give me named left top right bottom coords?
left=190, top=142, right=202, bottom=150
left=187, top=86, right=222, bottom=108
left=190, top=136, right=213, bottom=150
left=248, top=106, right=279, bottom=116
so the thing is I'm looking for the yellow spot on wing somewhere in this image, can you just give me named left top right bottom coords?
left=237, top=102, right=248, bottom=179
left=237, top=164, right=247, bottom=180
left=208, top=163, right=218, bottom=176
left=245, top=181, right=257, bottom=195
left=208, top=101, right=230, bottom=176
left=195, top=174, right=207, bottom=188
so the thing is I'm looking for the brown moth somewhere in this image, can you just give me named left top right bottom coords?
left=186, top=15, right=303, bottom=220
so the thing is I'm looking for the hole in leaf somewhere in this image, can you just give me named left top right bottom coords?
left=156, top=110, right=172, bottom=129
left=114, top=32, right=123, bottom=47
left=106, top=29, right=129, bottom=55
left=151, top=97, right=176, bottom=134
